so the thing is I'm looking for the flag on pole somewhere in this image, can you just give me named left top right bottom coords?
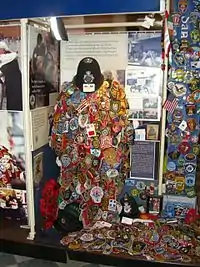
left=76, top=99, right=89, bottom=113
left=163, top=93, right=178, bottom=113
left=164, top=10, right=172, bottom=57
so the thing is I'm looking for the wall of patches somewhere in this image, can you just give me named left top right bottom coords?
left=33, top=2, right=200, bottom=253
left=163, top=0, right=200, bottom=218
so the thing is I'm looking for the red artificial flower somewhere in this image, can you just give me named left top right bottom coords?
left=40, top=179, right=60, bottom=229
left=185, top=208, right=200, bottom=224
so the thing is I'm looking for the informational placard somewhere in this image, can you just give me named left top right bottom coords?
left=31, top=107, right=50, bottom=150
left=130, top=141, right=157, bottom=180
left=60, top=33, right=128, bottom=83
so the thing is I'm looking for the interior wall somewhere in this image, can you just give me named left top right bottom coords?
left=0, top=25, right=20, bottom=37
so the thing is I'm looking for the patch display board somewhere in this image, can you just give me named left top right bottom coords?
left=163, top=0, right=200, bottom=198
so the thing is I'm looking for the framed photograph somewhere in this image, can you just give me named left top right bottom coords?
left=128, top=96, right=161, bottom=121
left=146, top=124, right=159, bottom=140
left=128, top=32, right=162, bottom=68
left=125, top=66, right=162, bottom=98
left=147, top=196, right=162, bottom=214
left=33, top=152, right=43, bottom=185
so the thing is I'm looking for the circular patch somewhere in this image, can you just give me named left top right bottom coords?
left=178, top=142, right=191, bottom=154
left=103, top=147, right=118, bottom=166
left=173, top=83, right=187, bottom=97
left=186, top=189, right=196, bottom=198
left=173, top=110, right=183, bottom=122
left=131, top=189, right=138, bottom=197
left=90, top=186, right=104, bottom=203
left=139, top=191, right=147, bottom=200
left=69, top=117, right=79, bottom=131
left=191, top=134, right=199, bottom=143
left=184, top=163, right=196, bottom=173
left=185, top=175, right=195, bottom=187
left=80, top=233, right=94, bottom=242
left=181, top=255, right=192, bottom=263
left=192, top=144, right=200, bottom=155
left=167, top=161, right=176, bottom=171
left=132, top=241, right=146, bottom=253
left=185, top=153, right=196, bottom=161
left=136, top=181, right=146, bottom=190
left=178, top=158, right=185, bottom=167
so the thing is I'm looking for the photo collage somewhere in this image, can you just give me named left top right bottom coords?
left=125, top=32, right=162, bottom=209
left=0, top=26, right=27, bottom=220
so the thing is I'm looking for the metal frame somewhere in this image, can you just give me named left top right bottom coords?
left=158, top=0, right=170, bottom=195
left=20, top=18, right=36, bottom=240
left=18, top=1, right=168, bottom=239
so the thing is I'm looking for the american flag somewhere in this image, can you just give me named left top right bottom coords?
left=76, top=99, right=89, bottom=113
left=163, top=93, right=178, bottom=113
left=164, top=10, right=172, bottom=57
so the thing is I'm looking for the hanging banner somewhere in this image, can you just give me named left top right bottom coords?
left=163, top=0, right=200, bottom=197
left=1, top=0, right=162, bottom=20
left=28, top=25, right=59, bottom=110
left=0, top=26, right=22, bottom=111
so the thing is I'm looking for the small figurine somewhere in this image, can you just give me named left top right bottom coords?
left=120, top=193, right=139, bottom=219
left=164, top=204, right=175, bottom=218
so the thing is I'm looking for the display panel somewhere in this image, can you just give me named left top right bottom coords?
left=0, top=25, right=27, bottom=221
left=36, top=31, right=163, bottom=232
left=163, top=0, right=200, bottom=198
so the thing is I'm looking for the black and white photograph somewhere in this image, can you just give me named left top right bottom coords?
left=103, top=70, right=125, bottom=86
left=129, top=96, right=160, bottom=121
left=29, top=26, right=59, bottom=109
left=143, top=109, right=159, bottom=121
left=129, top=109, right=144, bottom=119
left=125, top=66, right=162, bottom=97
left=143, top=97, right=160, bottom=121
left=0, top=110, right=25, bottom=175
left=0, top=26, right=22, bottom=111
left=143, top=97, right=158, bottom=109
left=129, top=109, right=159, bottom=121
left=128, top=31, right=162, bottom=67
